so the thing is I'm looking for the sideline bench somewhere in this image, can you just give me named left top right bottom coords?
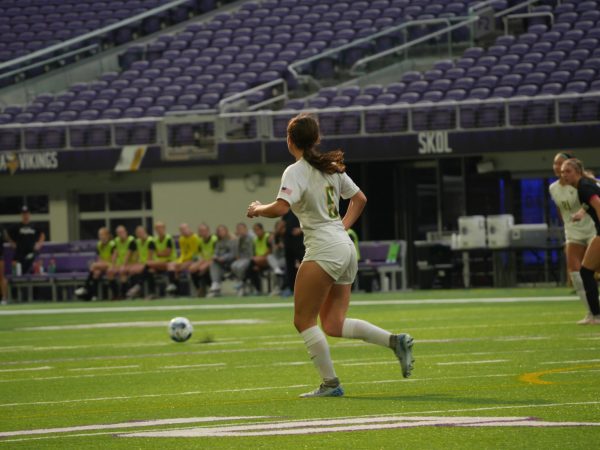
left=3, top=244, right=94, bottom=301
left=357, top=240, right=407, bottom=291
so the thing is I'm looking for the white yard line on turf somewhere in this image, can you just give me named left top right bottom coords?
left=68, top=365, right=139, bottom=372
left=0, top=366, right=52, bottom=373
left=540, top=358, right=600, bottom=365
left=0, top=296, right=578, bottom=316
left=19, top=319, right=268, bottom=331
left=162, top=363, right=225, bottom=369
left=436, top=359, right=509, bottom=366
left=0, top=416, right=269, bottom=438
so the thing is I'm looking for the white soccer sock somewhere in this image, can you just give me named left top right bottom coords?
left=300, top=326, right=337, bottom=383
left=571, top=271, right=590, bottom=312
left=342, top=318, right=392, bottom=348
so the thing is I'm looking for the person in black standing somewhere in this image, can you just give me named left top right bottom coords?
left=8, top=206, right=45, bottom=275
left=561, top=159, right=600, bottom=325
left=0, top=225, right=7, bottom=303
left=281, top=210, right=305, bottom=297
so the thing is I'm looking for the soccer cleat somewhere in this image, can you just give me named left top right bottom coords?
left=74, top=287, right=88, bottom=298
left=393, top=333, right=415, bottom=378
left=126, top=284, right=141, bottom=299
left=165, top=283, right=178, bottom=295
left=299, top=383, right=344, bottom=398
left=576, top=313, right=600, bottom=325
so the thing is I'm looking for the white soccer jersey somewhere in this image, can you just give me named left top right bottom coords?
left=549, top=180, right=596, bottom=242
left=277, top=158, right=360, bottom=253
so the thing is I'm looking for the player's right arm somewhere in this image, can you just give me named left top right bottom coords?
left=248, top=199, right=290, bottom=218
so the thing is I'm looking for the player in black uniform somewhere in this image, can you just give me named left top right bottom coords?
left=561, top=158, right=600, bottom=324
left=7, top=206, right=45, bottom=275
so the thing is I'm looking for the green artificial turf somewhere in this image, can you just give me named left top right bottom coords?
left=0, top=288, right=599, bottom=449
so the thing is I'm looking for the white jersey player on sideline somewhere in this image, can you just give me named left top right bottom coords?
left=246, top=113, right=414, bottom=398
left=549, top=152, right=597, bottom=321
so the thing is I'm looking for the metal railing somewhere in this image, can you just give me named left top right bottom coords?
left=218, top=78, right=288, bottom=113
left=350, top=16, right=479, bottom=76
left=503, top=12, right=554, bottom=34
left=1, top=91, right=598, bottom=151
left=215, top=90, right=600, bottom=142
left=0, top=45, right=100, bottom=82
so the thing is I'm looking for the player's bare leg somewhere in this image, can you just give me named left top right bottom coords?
left=293, top=261, right=343, bottom=398
left=321, top=284, right=414, bottom=378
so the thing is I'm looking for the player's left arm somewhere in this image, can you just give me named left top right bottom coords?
left=247, top=199, right=290, bottom=218
left=589, top=195, right=600, bottom=220
left=342, top=191, right=367, bottom=231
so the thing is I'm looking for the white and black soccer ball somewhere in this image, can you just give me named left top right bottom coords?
left=168, top=317, right=193, bottom=343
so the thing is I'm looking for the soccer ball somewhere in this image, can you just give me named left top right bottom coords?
left=168, top=317, right=193, bottom=342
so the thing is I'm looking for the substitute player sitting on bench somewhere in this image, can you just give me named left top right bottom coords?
left=75, top=227, right=114, bottom=301
left=166, top=223, right=199, bottom=296
left=126, top=226, right=156, bottom=299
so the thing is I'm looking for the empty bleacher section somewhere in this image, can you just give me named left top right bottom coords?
left=0, top=0, right=503, bottom=149
left=0, top=0, right=219, bottom=87
left=0, top=0, right=598, bottom=152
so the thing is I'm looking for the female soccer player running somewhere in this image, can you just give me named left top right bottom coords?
left=247, top=113, right=414, bottom=397
left=549, top=152, right=597, bottom=323
left=561, top=158, right=600, bottom=324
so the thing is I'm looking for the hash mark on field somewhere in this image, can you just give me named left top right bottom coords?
left=0, top=366, right=52, bottom=373
left=436, top=359, right=509, bottom=366
left=68, top=365, right=139, bottom=372
left=541, top=358, right=600, bottom=365
left=162, top=363, right=225, bottom=369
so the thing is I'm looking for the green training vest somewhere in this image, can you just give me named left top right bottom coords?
left=97, top=240, right=115, bottom=263
left=114, top=236, right=134, bottom=265
left=198, top=234, right=218, bottom=260
left=154, top=234, right=176, bottom=262
left=136, top=236, right=155, bottom=264
left=254, top=232, right=270, bottom=257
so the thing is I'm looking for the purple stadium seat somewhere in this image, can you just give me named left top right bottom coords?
left=523, top=71, right=547, bottom=86
left=513, top=62, right=535, bottom=75
left=364, top=85, right=384, bottom=97
left=463, top=47, right=485, bottom=60
left=450, top=73, right=476, bottom=91
left=522, top=52, right=544, bottom=64
left=401, top=71, right=422, bottom=83
left=536, top=60, right=558, bottom=74
left=526, top=82, right=563, bottom=125
left=477, top=56, right=498, bottom=68
left=431, top=79, right=452, bottom=92
left=490, top=64, right=511, bottom=77
left=423, top=69, right=444, bottom=82
left=558, top=59, right=582, bottom=72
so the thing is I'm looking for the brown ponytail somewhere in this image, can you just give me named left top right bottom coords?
left=287, top=113, right=346, bottom=174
